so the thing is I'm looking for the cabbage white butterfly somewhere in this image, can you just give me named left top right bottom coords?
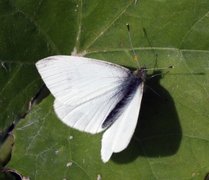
left=36, top=55, right=146, bottom=162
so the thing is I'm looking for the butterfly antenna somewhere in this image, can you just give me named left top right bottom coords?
left=143, top=28, right=158, bottom=71
left=145, top=65, right=174, bottom=71
left=143, top=28, right=174, bottom=76
left=126, top=23, right=140, bottom=68
left=146, top=65, right=174, bottom=79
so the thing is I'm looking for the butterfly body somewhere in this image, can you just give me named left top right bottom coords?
left=36, top=55, right=146, bottom=162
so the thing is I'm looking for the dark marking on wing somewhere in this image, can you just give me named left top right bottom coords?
left=102, top=68, right=145, bottom=128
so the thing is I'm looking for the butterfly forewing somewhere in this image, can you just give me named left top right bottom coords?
left=36, top=56, right=133, bottom=133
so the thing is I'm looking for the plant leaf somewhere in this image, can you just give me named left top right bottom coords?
left=2, top=0, right=209, bottom=179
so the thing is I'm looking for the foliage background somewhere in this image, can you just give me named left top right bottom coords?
left=0, top=0, right=209, bottom=179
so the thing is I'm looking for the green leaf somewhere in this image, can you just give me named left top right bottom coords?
left=0, top=0, right=78, bottom=130
left=2, top=0, right=209, bottom=179
left=0, top=134, right=14, bottom=167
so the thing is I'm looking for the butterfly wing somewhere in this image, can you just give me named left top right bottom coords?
left=53, top=88, right=123, bottom=133
left=101, top=83, right=144, bottom=162
left=36, top=55, right=132, bottom=134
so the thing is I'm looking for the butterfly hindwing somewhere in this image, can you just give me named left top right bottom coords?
left=101, top=84, right=144, bottom=162
left=53, top=86, right=127, bottom=134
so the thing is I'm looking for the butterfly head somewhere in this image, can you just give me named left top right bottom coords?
left=134, top=67, right=147, bottom=82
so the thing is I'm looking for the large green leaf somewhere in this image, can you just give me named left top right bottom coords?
left=0, top=0, right=78, bottom=130
left=1, top=0, right=209, bottom=179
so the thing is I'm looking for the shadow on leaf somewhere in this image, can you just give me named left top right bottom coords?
left=112, top=70, right=182, bottom=163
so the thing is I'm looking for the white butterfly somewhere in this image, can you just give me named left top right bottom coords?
left=36, top=55, right=146, bottom=163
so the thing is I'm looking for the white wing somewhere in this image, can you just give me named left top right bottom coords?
left=53, top=88, right=122, bottom=133
left=101, top=83, right=144, bottom=162
left=36, top=55, right=131, bottom=133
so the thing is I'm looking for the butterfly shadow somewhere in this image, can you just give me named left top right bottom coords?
left=112, top=70, right=182, bottom=163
